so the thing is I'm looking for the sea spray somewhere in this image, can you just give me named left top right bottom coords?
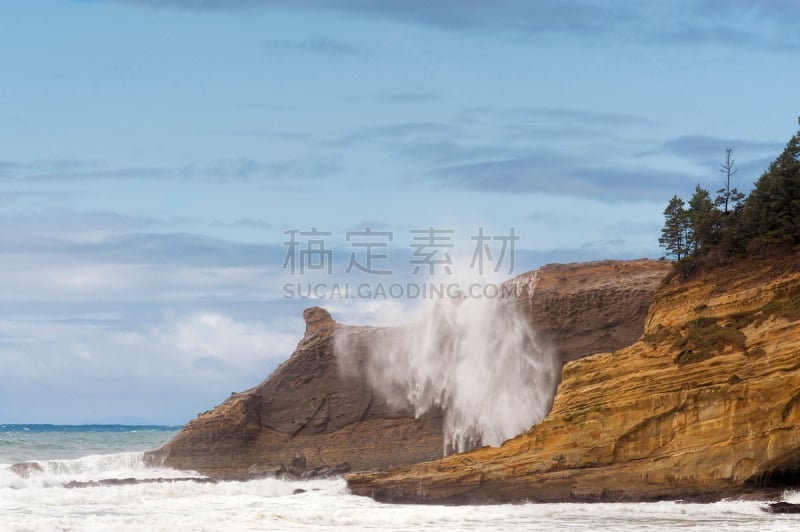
left=1, top=451, right=203, bottom=489
left=335, top=282, right=558, bottom=454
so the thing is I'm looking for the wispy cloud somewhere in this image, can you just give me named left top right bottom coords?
left=0, top=230, right=285, bottom=270
left=349, top=91, right=442, bottom=104
left=227, top=129, right=315, bottom=142
left=0, top=159, right=90, bottom=177
left=430, top=155, right=694, bottom=201
left=27, top=167, right=170, bottom=181
left=641, top=134, right=783, bottom=187
left=264, top=36, right=362, bottom=57
left=304, top=108, right=670, bottom=198
left=459, top=106, right=655, bottom=129
left=0, top=189, right=78, bottom=205
left=7, top=157, right=340, bottom=183
left=386, top=140, right=514, bottom=165
left=83, top=0, right=800, bottom=51
left=654, top=135, right=782, bottom=162
left=236, top=102, right=318, bottom=112
left=328, top=122, right=460, bottom=149
left=178, top=156, right=341, bottom=181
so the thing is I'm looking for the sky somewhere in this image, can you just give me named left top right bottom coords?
left=1, top=0, right=798, bottom=423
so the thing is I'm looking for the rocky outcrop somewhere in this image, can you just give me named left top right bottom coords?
left=145, top=307, right=444, bottom=479
left=146, top=260, right=670, bottom=479
left=347, top=254, right=800, bottom=503
left=506, top=259, right=672, bottom=363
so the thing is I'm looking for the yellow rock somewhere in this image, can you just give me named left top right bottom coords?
left=347, top=254, right=800, bottom=503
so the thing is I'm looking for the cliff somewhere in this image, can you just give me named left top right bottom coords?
left=145, top=259, right=670, bottom=480
left=145, top=307, right=444, bottom=479
left=506, top=259, right=672, bottom=363
left=347, top=253, right=800, bottom=503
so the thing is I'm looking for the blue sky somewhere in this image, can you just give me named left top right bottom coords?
left=1, top=0, right=798, bottom=423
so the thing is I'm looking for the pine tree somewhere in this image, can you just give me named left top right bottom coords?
left=743, top=119, right=800, bottom=248
left=658, top=116, right=800, bottom=264
left=715, top=148, right=745, bottom=214
left=688, top=184, right=716, bottom=253
left=659, top=195, right=690, bottom=260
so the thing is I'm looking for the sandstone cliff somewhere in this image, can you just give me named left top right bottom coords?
left=347, top=254, right=800, bottom=503
left=145, top=259, right=670, bottom=479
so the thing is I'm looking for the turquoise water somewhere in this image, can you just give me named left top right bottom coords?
left=0, top=424, right=179, bottom=463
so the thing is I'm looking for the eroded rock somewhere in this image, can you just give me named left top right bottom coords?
left=347, top=254, right=800, bottom=503
left=146, top=260, right=671, bottom=480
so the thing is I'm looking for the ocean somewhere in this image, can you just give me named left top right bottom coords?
left=1, top=425, right=798, bottom=531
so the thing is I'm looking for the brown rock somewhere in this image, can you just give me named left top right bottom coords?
left=505, top=259, right=672, bottom=364
left=8, top=461, right=43, bottom=478
left=146, top=259, right=671, bottom=479
left=765, top=502, right=800, bottom=514
left=346, top=254, right=800, bottom=503
left=63, top=477, right=216, bottom=489
left=145, top=307, right=444, bottom=479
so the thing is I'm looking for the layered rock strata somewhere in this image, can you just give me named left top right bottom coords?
left=347, top=255, right=800, bottom=503
left=146, top=260, right=671, bottom=479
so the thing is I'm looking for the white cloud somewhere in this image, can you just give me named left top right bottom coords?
left=0, top=261, right=284, bottom=304
left=173, top=312, right=297, bottom=365
left=0, top=312, right=303, bottom=423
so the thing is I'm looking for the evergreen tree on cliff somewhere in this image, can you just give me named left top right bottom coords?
left=688, top=184, right=716, bottom=253
left=659, top=195, right=690, bottom=260
left=743, top=119, right=800, bottom=249
left=716, top=148, right=745, bottom=215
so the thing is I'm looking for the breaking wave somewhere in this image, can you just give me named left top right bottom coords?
left=336, top=280, right=559, bottom=454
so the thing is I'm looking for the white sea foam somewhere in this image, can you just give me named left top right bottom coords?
left=0, top=451, right=200, bottom=489
left=336, top=285, right=559, bottom=454
left=0, top=470, right=793, bottom=532
left=0, top=430, right=794, bottom=530
left=782, top=489, right=800, bottom=504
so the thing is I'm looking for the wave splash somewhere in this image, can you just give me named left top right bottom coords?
left=336, top=288, right=558, bottom=454
left=0, top=451, right=201, bottom=489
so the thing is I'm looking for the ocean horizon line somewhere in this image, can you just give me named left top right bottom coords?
left=0, top=424, right=182, bottom=432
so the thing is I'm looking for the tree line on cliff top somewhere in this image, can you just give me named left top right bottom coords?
left=659, top=118, right=800, bottom=271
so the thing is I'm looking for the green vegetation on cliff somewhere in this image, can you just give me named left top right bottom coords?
left=660, top=118, right=800, bottom=269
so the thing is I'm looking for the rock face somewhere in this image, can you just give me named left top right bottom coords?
left=506, top=259, right=672, bottom=364
left=347, top=254, right=800, bottom=503
left=145, top=307, right=444, bottom=479
left=146, top=260, right=670, bottom=479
